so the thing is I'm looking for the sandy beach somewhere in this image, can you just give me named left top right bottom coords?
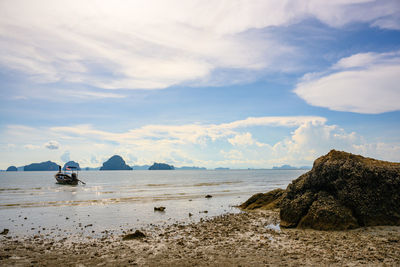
left=1, top=210, right=399, bottom=266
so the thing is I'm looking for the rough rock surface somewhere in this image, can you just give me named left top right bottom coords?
left=240, top=188, right=285, bottom=210
left=100, top=155, right=132, bottom=170
left=280, top=150, right=400, bottom=230
left=122, top=230, right=146, bottom=240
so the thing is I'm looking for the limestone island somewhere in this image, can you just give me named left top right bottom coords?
left=23, top=161, right=59, bottom=171
left=62, top=161, right=81, bottom=171
left=148, top=162, right=174, bottom=170
left=6, top=166, right=17, bottom=171
left=99, top=155, right=132, bottom=171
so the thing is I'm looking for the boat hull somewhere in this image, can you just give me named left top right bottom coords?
left=55, top=173, right=78, bottom=185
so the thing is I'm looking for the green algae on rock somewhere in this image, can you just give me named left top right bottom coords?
left=280, top=150, right=400, bottom=230
left=240, top=188, right=285, bottom=210
left=242, top=150, right=400, bottom=230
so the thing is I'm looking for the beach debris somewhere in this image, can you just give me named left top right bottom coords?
left=0, top=229, right=9, bottom=235
left=205, top=195, right=213, bottom=198
left=122, top=230, right=146, bottom=240
left=188, top=213, right=193, bottom=217
left=154, top=206, right=166, bottom=212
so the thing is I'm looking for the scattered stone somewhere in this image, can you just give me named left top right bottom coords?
left=205, top=195, right=213, bottom=198
left=154, top=206, right=166, bottom=212
left=189, top=213, right=193, bottom=217
left=122, top=230, right=146, bottom=240
left=0, top=229, right=9, bottom=235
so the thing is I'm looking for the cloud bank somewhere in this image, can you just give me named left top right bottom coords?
left=295, top=50, right=400, bottom=114
left=2, top=116, right=399, bottom=168
left=1, top=0, right=399, bottom=91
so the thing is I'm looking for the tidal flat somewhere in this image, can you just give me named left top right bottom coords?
left=1, top=210, right=399, bottom=266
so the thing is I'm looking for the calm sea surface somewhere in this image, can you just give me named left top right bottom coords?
left=0, top=170, right=307, bottom=239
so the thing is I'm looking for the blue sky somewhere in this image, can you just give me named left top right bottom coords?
left=0, top=0, right=400, bottom=169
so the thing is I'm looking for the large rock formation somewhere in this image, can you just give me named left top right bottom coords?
left=242, top=150, right=400, bottom=230
left=6, top=166, right=17, bottom=171
left=24, top=161, right=59, bottom=171
left=100, top=155, right=132, bottom=171
left=62, top=161, right=81, bottom=171
left=148, top=163, right=174, bottom=170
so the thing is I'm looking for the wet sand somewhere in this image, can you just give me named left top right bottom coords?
left=1, top=210, right=399, bottom=266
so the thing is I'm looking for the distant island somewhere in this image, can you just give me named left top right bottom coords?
left=149, top=163, right=174, bottom=170
left=6, top=166, right=17, bottom=171
left=4, top=156, right=313, bottom=171
left=83, top=167, right=100, bottom=171
left=100, top=155, right=132, bottom=170
left=176, top=166, right=207, bottom=170
left=24, top=161, right=59, bottom=171
left=272, top=165, right=311, bottom=170
left=63, top=161, right=81, bottom=171
left=131, top=165, right=151, bottom=170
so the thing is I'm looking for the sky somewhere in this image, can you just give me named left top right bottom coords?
left=0, top=0, right=400, bottom=169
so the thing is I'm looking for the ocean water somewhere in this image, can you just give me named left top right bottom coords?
left=0, top=170, right=307, bottom=239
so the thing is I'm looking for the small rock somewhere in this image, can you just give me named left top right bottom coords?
left=205, top=195, right=213, bottom=198
left=154, top=206, right=166, bottom=212
left=189, top=213, right=193, bottom=217
left=0, top=229, right=9, bottom=235
left=122, top=230, right=146, bottom=240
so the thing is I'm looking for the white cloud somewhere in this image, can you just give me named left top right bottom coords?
left=1, top=116, right=399, bottom=168
left=24, top=144, right=40, bottom=150
left=60, top=151, right=70, bottom=162
left=220, top=149, right=243, bottom=160
left=228, top=132, right=254, bottom=146
left=0, top=0, right=399, bottom=93
left=49, top=116, right=326, bottom=146
left=44, top=140, right=60, bottom=150
left=295, top=50, right=400, bottom=114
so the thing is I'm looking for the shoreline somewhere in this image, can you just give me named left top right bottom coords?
left=1, top=210, right=399, bottom=266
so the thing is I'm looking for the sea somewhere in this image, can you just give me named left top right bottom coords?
left=0, top=170, right=307, bottom=240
